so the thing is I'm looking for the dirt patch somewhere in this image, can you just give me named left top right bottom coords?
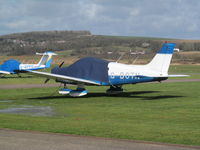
left=0, top=105, right=54, bottom=116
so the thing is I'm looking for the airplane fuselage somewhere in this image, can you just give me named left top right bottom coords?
left=19, top=64, right=46, bottom=71
left=107, top=62, right=168, bottom=85
left=55, top=62, right=168, bottom=86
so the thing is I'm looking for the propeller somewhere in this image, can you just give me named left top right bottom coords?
left=43, top=61, right=64, bottom=84
left=59, top=61, right=64, bottom=68
left=44, top=78, right=50, bottom=84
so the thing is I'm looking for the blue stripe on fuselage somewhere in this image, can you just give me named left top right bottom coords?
left=108, top=75, right=167, bottom=85
left=52, top=76, right=167, bottom=86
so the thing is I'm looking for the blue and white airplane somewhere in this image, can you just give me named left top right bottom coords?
left=26, top=43, right=187, bottom=97
left=0, top=51, right=57, bottom=75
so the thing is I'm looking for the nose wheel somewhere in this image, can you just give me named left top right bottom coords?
left=58, top=84, right=88, bottom=97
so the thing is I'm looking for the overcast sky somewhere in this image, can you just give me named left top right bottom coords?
left=0, top=0, right=200, bottom=39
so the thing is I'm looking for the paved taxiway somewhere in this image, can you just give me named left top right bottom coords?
left=0, top=129, right=199, bottom=150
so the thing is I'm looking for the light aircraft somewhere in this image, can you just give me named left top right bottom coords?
left=0, top=51, right=57, bottom=75
left=26, top=43, right=187, bottom=97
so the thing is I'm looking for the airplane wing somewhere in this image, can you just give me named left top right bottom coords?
left=26, top=70, right=101, bottom=85
left=0, top=70, right=11, bottom=74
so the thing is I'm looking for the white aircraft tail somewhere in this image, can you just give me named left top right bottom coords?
left=146, top=43, right=176, bottom=75
left=37, top=51, right=57, bottom=68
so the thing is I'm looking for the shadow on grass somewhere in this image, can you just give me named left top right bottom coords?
left=29, top=91, right=185, bottom=100
left=141, top=95, right=184, bottom=100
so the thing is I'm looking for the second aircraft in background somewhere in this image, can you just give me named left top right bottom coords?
left=0, top=51, right=57, bottom=75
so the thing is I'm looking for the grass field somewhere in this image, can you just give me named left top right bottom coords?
left=0, top=64, right=199, bottom=85
left=0, top=82, right=200, bottom=146
left=169, top=65, right=200, bottom=79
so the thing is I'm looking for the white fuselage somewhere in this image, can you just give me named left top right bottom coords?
left=108, top=62, right=164, bottom=78
left=107, top=62, right=166, bottom=85
left=19, top=64, right=46, bottom=70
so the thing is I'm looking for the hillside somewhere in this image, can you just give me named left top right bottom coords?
left=0, top=30, right=200, bottom=64
left=0, top=30, right=91, bottom=55
left=0, top=30, right=165, bottom=56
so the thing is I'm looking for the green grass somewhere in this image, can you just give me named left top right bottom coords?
left=169, top=65, right=200, bottom=79
left=0, top=67, right=54, bottom=85
left=0, top=82, right=200, bottom=145
left=0, top=74, right=55, bottom=85
left=55, top=49, right=73, bottom=56
left=169, top=65, right=200, bottom=74
left=0, top=64, right=199, bottom=85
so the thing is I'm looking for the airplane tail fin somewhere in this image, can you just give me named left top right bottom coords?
left=37, top=51, right=57, bottom=68
left=146, top=43, right=176, bottom=75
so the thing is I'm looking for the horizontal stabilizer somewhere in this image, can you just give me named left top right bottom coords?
left=165, top=75, right=190, bottom=77
left=36, top=52, right=57, bottom=56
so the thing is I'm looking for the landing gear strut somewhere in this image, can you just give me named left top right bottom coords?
left=106, top=85, right=123, bottom=95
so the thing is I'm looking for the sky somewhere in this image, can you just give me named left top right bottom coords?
left=0, top=0, right=200, bottom=39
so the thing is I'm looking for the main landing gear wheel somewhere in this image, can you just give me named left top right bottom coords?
left=106, top=85, right=123, bottom=95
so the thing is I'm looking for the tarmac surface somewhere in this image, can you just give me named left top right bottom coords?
left=0, top=129, right=199, bottom=150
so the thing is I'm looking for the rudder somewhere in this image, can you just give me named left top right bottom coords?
left=37, top=52, right=57, bottom=68
left=146, top=43, right=176, bottom=75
